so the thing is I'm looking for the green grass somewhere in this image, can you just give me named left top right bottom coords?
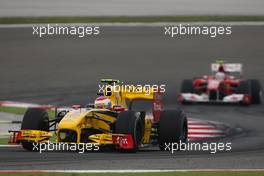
left=0, top=172, right=263, bottom=176
left=0, top=106, right=27, bottom=115
left=0, top=106, right=55, bottom=118
left=0, top=16, right=264, bottom=24
left=0, top=138, right=8, bottom=144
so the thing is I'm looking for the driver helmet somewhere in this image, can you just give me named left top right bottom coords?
left=215, top=72, right=225, bottom=81
left=94, top=96, right=112, bottom=109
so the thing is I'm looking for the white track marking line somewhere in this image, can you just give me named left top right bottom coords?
left=1, top=169, right=264, bottom=173
left=0, top=22, right=264, bottom=28
left=0, top=121, right=13, bottom=124
left=0, top=144, right=20, bottom=147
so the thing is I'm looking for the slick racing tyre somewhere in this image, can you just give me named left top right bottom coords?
left=180, top=80, right=194, bottom=104
left=237, top=80, right=251, bottom=95
left=21, top=108, right=49, bottom=151
left=249, top=79, right=262, bottom=104
left=115, top=111, right=144, bottom=152
left=181, top=79, right=193, bottom=93
left=237, top=80, right=251, bottom=105
left=158, top=109, right=188, bottom=151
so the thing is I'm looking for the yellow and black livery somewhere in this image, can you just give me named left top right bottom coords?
left=16, top=79, right=188, bottom=152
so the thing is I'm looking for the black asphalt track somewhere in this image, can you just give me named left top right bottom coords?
left=0, top=25, right=264, bottom=169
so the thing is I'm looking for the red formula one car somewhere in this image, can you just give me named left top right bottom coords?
left=178, top=62, right=262, bottom=105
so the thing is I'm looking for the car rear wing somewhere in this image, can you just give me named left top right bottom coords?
left=211, top=63, right=243, bottom=75
left=99, top=79, right=164, bottom=122
left=101, top=79, right=120, bottom=85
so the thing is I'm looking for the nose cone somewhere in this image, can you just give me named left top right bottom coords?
left=58, top=110, right=85, bottom=130
left=207, top=80, right=220, bottom=91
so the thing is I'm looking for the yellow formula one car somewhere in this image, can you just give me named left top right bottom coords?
left=13, top=79, right=188, bottom=152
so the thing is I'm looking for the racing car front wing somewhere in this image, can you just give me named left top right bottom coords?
left=9, top=129, right=135, bottom=150
left=179, top=93, right=251, bottom=104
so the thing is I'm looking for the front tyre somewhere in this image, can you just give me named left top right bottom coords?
left=115, top=111, right=144, bottom=152
left=181, top=80, right=193, bottom=93
left=237, top=80, right=251, bottom=105
left=21, top=108, right=49, bottom=151
left=180, top=80, right=194, bottom=104
left=249, top=79, right=262, bottom=104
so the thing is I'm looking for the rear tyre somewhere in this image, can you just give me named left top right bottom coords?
left=158, top=110, right=188, bottom=151
left=115, top=111, right=144, bottom=152
left=249, top=79, right=262, bottom=104
left=21, top=108, right=49, bottom=151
